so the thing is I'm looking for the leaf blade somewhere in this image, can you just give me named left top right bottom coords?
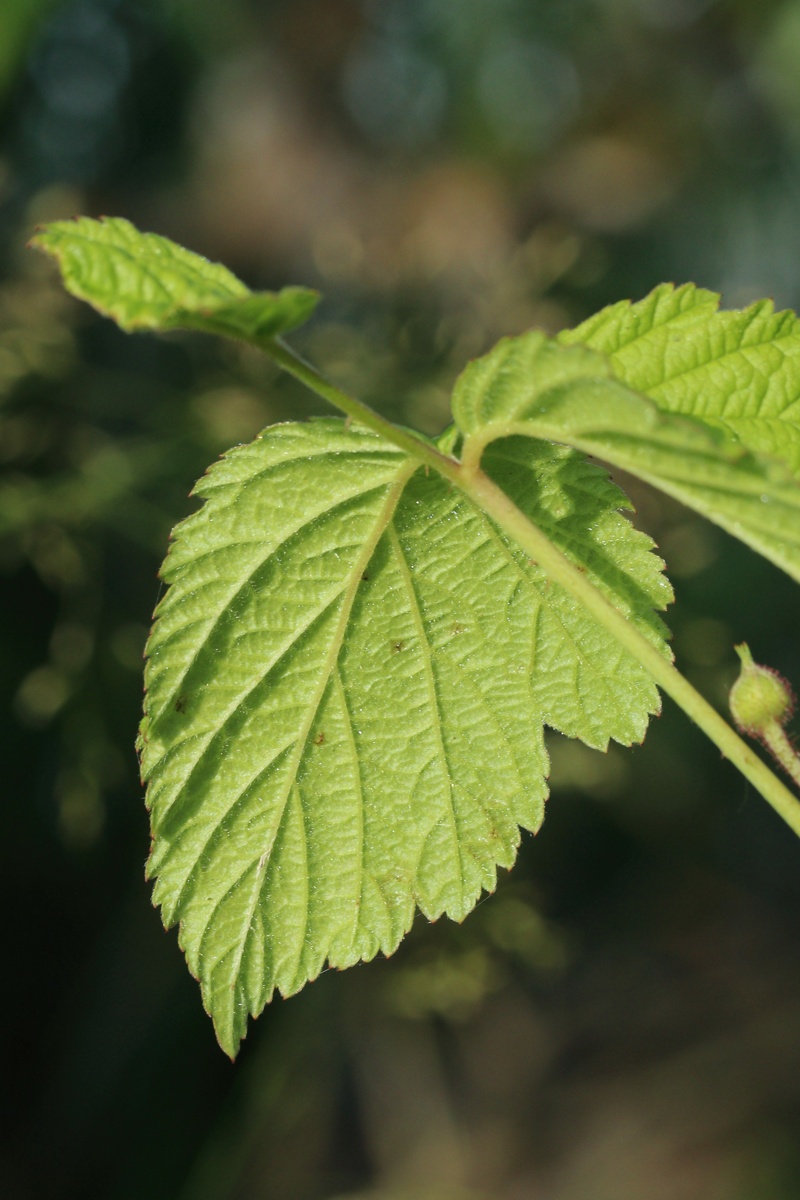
left=561, top=282, right=800, bottom=479
left=453, top=326, right=800, bottom=583
left=562, top=284, right=800, bottom=577
left=31, top=216, right=318, bottom=340
left=142, top=419, right=670, bottom=1055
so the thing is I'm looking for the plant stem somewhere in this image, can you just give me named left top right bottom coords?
left=762, top=724, right=800, bottom=791
left=261, top=337, right=800, bottom=838
left=459, top=466, right=800, bottom=837
left=265, top=338, right=462, bottom=479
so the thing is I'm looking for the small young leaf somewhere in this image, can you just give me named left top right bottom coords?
left=453, top=328, right=800, bottom=584
left=561, top=284, right=800, bottom=579
left=31, top=216, right=318, bottom=340
left=141, top=419, right=670, bottom=1055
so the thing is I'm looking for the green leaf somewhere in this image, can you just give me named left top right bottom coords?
left=562, top=284, right=800, bottom=476
left=30, top=216, right=318, bottom=340
left=453, top=327, right=800, bottom=584
left=141, top=419, right=670, bottom=1055
left=561, top=284, right=800, bottom=579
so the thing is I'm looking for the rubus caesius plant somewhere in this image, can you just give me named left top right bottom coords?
left=33, top=216, right=800, bottom=1056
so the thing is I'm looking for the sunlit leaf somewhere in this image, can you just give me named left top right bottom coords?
left=561, top=284, right=800, bottom=579
left=454, top=325, right=800, bottom=583
left=31, top=216, right=318, bottom=340
left=140, top=419, right=670, bottom=1054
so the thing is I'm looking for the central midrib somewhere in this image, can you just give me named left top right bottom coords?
left=220, top=461, right=419, bottom=1008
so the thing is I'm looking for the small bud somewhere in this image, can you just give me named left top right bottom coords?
left=729, top=643, right=795, bottom=738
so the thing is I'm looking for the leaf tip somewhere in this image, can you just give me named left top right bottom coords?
left=217, top=1028, right=242, bottom=1062
left=27, top=224, right=52, bottom=253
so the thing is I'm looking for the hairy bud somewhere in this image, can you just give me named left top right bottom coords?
left=729, top=644, right=795, bottom=738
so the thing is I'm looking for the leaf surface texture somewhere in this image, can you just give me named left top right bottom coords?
left=561, top=285, right=800, bottom=579
left=140, top=420, right=671, bottom=1054
left=452, top=320, right=800, bottom=582
left=31, top=216, right=318, bottom=339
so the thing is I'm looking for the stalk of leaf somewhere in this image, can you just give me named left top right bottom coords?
left=265, top=338, right=800, bottom=838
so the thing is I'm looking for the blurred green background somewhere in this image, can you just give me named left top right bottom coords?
left=3, top=1, right=800, bottom=1197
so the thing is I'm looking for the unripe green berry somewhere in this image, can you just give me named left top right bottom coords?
left=729, top=644, right=794, bottom=737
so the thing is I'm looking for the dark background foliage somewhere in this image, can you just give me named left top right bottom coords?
left=2, top=1, right=800, bottom=1197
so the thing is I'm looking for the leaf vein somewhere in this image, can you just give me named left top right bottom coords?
left=150, top=481, right=392, bottom=722
left=387, top=523, right=466, bottom=912
left=221, top=465, right=416, bottom=1003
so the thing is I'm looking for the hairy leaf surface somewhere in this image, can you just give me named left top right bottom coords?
left=561, top=285, right=800, bottom=579
left=141, top=419, right=670, bottom=1054
left=453, top=328, right=800, bottom=583
left=31, top=216, right=318, bottom=339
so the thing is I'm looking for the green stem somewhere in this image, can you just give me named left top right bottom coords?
left=762, top=724, right=800, bottom=791
left=265, top=338, right=462, bottom=480
left=459, top=467, right=800, bottom=836
left=261, top=338, right=800, bottom=838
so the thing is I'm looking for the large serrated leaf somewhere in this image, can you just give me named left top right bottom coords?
left=140, top=419, right=670, bottom=1055
left=454, top=327, right=800, bottom=583
left=560, top=284, right=800, bottom=579
left=30, top=216, right=318, bottom=340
